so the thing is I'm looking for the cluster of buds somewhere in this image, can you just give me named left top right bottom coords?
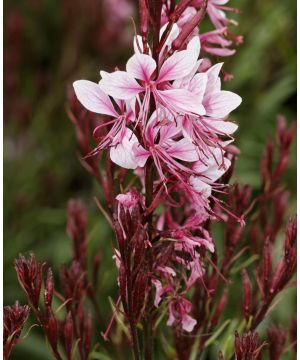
left=3, top=301, right=30, bottom=360
left=12, top=199, right=97, bottom=360
left=218, top=331, right=265, bottom=360
left=161, top=0, right=242, bottom=67
left=248, top=216, right=296, bottom=329
left=14, top=253, right=63, bottom=359
left=233, top=331, right=265, bottom=360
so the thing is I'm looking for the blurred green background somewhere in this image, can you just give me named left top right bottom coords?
left=4, top=0, right=296, bottom=358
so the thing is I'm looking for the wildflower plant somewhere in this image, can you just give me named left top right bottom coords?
left=5, top=1, right=296, bottom=359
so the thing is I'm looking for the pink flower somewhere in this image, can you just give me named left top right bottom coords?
left=98, top=37, right=205, bottom=119
left=73, top=80, right=135, bottom=156
left=167, top=296, right=197, bottom=332
left=133, top=110, right=199, bottom=181
left=115, top=189, right=141, bottom=211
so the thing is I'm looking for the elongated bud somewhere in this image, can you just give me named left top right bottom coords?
left=44, top=308, right=59, bottom=352
left=172, top=1, right=208, bottom=51
left=262, top=238, right=272, bottom=299
left=84, top=311, right=93, bottom=355
left=44, top=268, right=54, bottom=308
left=241, top=269, right=252, bottom=321
left=64, top=312, right=73, bottom=360
left=139, top=0, right=149, bottom=38
left=270, top=259, right=285, bottom=294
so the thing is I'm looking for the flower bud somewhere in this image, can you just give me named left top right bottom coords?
left=44, top=268, right=54, bottom=309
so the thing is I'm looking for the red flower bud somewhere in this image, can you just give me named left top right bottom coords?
left=242, top=270, right=252, bottom=321
left=44, top=268, right=54, bottom=309
left=64, top=312, right=73, bottom=360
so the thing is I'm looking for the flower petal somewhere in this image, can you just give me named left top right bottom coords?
left=157, top=50, right=198, bottom=83
left=132, top=143, right=150, bottom=168
left=73, top=80, right=118, bottom=117
left=205, top=62, right=223, bottom=94
left=110, top=129, right=140, bottom=169
left=182, top=314, right=197, bottom=332
left=126, top=53, right=156, bottom=82
left=209, top=120, right=238, bottom=134
left=99, top=71, right=143, bottom=100
left=167, top=138, right=199, bottom=162
left=189, top=176, right=212, bottom=198
left=158, top=89, right=206, bottom=116
left=205, top=90, right=242, bottom=118
left=189, top=73, right=207, bottom=103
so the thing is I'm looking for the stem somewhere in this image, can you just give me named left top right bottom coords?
left=127, top=267, right=141, bottom=360
left=143, top=160, right=154, bottom=360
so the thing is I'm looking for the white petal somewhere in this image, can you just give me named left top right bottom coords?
left=205, top=90, right=242, bottom=118
left=209, top=120, right=238, bottom=134
left=126, top=53, right=156, bottom=82
left=99, top=71, right=143, bottom=100
left=167, top=138, right=199, bottom=162
left=189, top=176, right=212, bottom=198
left=157, top=50, right=198, bottom=83
left=158, top=89, right=206, bottom=116
left=110, top=129, right=139, bottom=169
left=73, top=80, right=118, bottom=117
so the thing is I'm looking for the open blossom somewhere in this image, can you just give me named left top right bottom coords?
left=167, top=297, right=197, bottom=332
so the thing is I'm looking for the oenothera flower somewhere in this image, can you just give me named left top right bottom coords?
left=167, top=296, right=197, bottom=332
left=132, top=111, right=199, bottom=178
left=98, top=37, right=205, bottom=120
left=175, top=60, right=241, bottom=150
left=73, top=80, right=135, bottom=155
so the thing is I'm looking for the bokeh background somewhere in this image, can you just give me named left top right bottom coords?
left=4, top=0, right=296, bottom=358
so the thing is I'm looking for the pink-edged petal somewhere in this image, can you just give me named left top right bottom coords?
left=167, top=138, right=199, bottom=162
left=99, top=71, right=143, bottom=100
left=157, top=50, right=198, bottom=83
left=110, top=129, right=140, bottom=169
left=158, top=89, right=206, bottom=116
left=209, top=120, right=238, bottom=134
left=73, top=80, right=118, bottom=117
left=205, top=90, right=242, bottom=118
left=189, top=176, right=212, bottom=198
left=126, top=53, right=156, bottom=82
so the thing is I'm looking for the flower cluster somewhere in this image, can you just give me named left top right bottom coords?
left=12, top=200, right=98, bottom=360
left=73, top=0, right=241, bottom=334
left=4, top=301, right=30, bottom=360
